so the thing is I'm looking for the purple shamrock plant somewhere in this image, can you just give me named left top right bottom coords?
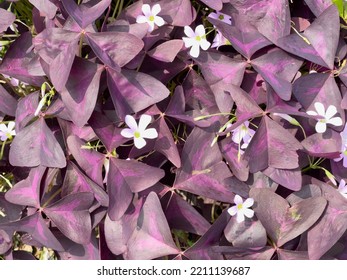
left=0, top=0, right=347, bottom=260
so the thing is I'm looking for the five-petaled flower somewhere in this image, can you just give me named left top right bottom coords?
left=231, top=121, right=255, bottom=150
left=338, top=179, right=347, bottom=199
left=227, top=195, right=254, bottom=223
left=136, top=4, right=165, bottom=32
left=306, top=102, right=342, bottom=133
left=121, top=114, right=158, bottom=149
left=0, top=121, right=16, bottom=141
left=182, top=25, right=211, bottom=58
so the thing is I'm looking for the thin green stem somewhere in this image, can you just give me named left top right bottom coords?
left=0, top=140, right=6, bottom=160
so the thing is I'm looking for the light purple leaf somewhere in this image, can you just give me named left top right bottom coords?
left=250, top=188, right=327, bottom=247
left=9, top=118, right=66, bottom=168
left=244, top=116, right=303, bottom=172
left=5, top=166, right=46, bottom=208
left=277, top=5, right=339, bottom=69
left=304, top=0, right=332, bottom=16
left=86, top=31, right=144, bottom=70
left=224, top=219, right=267, bottom=248
left=15, top=91, right=38, bottom=132
left=160, top=0, right=196, bottom=27
left=60, top=57, right=104, bottom=127
left=147, top=40, right=183, bottom=63
left=301, top=130, right=342, bottom=158
left=263, top=167, right=302, bottom=191
left=44, top=192, right=94, bottom=245
left=0, top=8, right=15, bottom=33
left=216, top=246, right=275, bottom=260
left=0, top=32, right=45, bottom=86
left=277, top=249, right=309, bottom=260
left=29, top=0, right=57, bottom=19
left=125, top=192, right=179, bottom=260
left=33, top=28, right=80, bottom=91
left=61, top=0, right=111, bottom=29
left=0, top=84, right=17, bottom=116
left=307, top=178, right=347, bottom=259
left=107, top=68, right=170, bottom=118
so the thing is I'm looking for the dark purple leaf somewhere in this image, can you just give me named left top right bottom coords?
left=33, top=28, right=80, bottom=91
left=216, top=246, right=275, bottom=260
left=107, top=68, right=170, bottom=118
left=0, top=32, right=45, bottom=86
left=251, top=48, right=303, bottom=101
left=0, top=84, right=17, bottom=116
left=244, top=116, right=303, bottom=172
left=60, top=57, right=104, bottom=127
left=304, top=0, right=332, bottom=16
left=164, top=192, right=210, bottom=236
left=44, top=192, right=94, bottom=245
left=15, top=91, right=38, bottom=131
left=160, top=0, right=196, bottom=27
left=277, top=249, right=309, bottom=260
left=61, top=0, right=111, bottom=29
left=67, top=135, right=105, bottom=186
left=9, top=118, right=66, bottom=168
left=125, top=192, right=179, bottom=259
left=86, top=31, right=144, bottom=70
left=277, top=5, right=339, bottom=69
left=263, top=167, right=302, bottom=191
left=62, top=162, right=108, bottom=207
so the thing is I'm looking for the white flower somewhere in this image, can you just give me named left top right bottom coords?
left=227, top=195, right=254, bottom=223
left=334, top=124, right=347, bottom=168
left=338, top=179, right=347, bottom=199
left=182, top=25, right=211, bottom=58
left=306, top=102, right=342, bottom=133
left=231, top=121, right=255, bottom=149
left=136, top=4, right=165, bottom=32
left=208, top=12, right=232, bottom=25
left=120, top=114, right=158, bottom=149
left=211, top=30, right=229, bottom=49
left=0, top=121, right=16, bottom=141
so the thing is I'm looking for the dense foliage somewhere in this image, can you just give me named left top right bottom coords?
left=1, top=0, right=347, bottom=260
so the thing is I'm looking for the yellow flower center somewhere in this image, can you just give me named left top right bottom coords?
left=237, top=204, right=243, bottom=210
left=319, top=119, right=327, bottom=123
left=218, top=15, right=224, bottom=20
left=5, top=132, right=12, bottom=139
left=134, top=131, right=141, bottom=138
left=149, top=15, right=155, bottom=21
left=344, top=150, right=347, bottom=156
left=195, top=35, right=201, bottom=41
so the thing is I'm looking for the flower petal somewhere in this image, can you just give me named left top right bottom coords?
left=0, top=124, right=7, bottom=132
left=182, top=37, right=195, bottom=48
left=236, top=212, right=245, bottom=223
left=7, top=121, right=15, bottom=131
left=200, top=39, right=211, bottom=51
left=189, top=42, right=200, bottom=58
left=138, top=114, right=152, bottom=131
left=154, top=16, right=165, bottom=27
left=184, top=26, right=195, bottom=38
left=147, top=21, right=155, bottom=32
left=234, top=194, right=243, bottom=205
left=325, top=105, right=337, bottom=120
left=195, top=25, right=206, bottom=37
left=243, top=208, right=254, bottom=219
left=327, top=117, right=342, bottom=127
left=0, top=134, right=7, bottom=141
left=315, top=121, right=327, bottom=133
left=314, top=102, right=325, bottom=116
left=124, top=115, right=138, bottom=131
left=142, top=128, right=158, bottom=139
left=120, top=128, right=134, bottom=138
left=152, top=3, right=161, bottom=15
left=306, top=110, right=318, bottom=116
left=227, top=206, right=237, bottom=216
left=136, top=15, right=148, bottom=24
left=134, top=136, right=147, bottom=149
left=142, top=4, right=151, bottom=17
left=243, top=197, right=254, bottom=208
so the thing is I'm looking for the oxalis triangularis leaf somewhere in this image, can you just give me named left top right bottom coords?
left=1, top=0, right=347, bottom=261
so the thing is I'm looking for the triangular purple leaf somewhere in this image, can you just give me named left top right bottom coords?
left=0, top=8, right=15, bottom=33
left=0, top=84, right=17, bottom=116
